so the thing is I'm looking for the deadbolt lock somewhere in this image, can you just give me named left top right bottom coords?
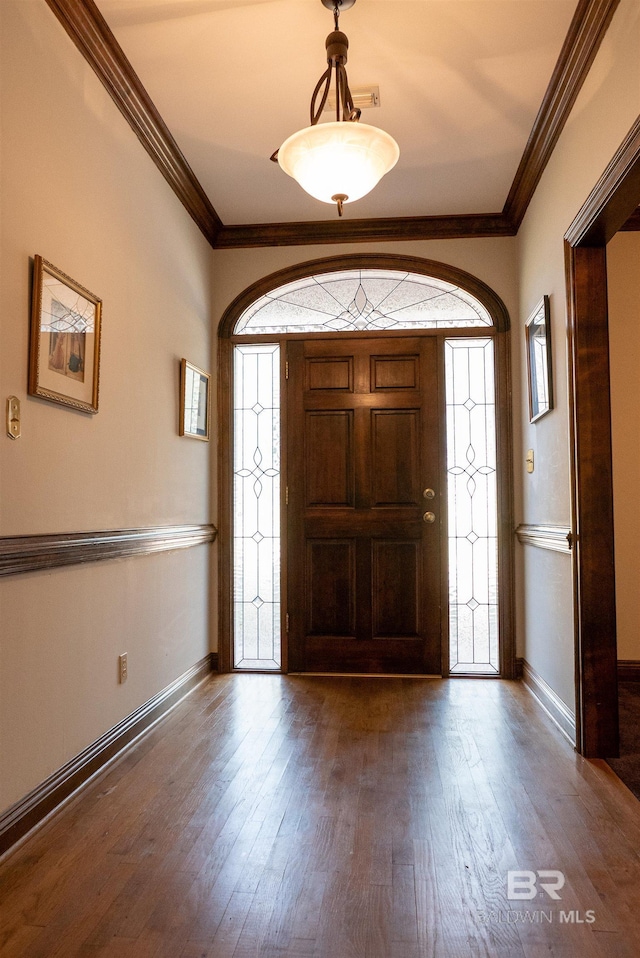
left=423, top=488, right=435, bottom=500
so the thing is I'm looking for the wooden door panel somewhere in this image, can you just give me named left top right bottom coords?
left=288, top=337, right=442, bottom=675
left=306, top=356, right=353, bottom=391
left=371, top=355, right=419, bottom=390
left=303, top=635, right=432, bottom=673
left=304, top=516, right=421, bottom=537
left=371, top=539, right=421, bottom=637
left=371, top=409, right=421, bottom=506
left=306, top=539, right=356, bottom=636
left=305, top=411, right=354, bottom=507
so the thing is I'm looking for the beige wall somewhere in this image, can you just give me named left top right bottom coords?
left=211, top=239, right=519, bottom=325
left=0, top=2, right=213, bottom=811
left=608, top=231, right=640, bottom=661
left=516, top=0, right=640, bottom=712
left=4, top=0, right=640, bottom=813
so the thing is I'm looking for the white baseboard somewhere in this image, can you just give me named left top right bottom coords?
left=520, top=658, right=577, bottom=746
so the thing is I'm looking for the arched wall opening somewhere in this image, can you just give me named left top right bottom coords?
left=218, top=254, right=514, bottom=677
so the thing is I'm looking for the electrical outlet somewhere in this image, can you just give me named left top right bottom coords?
left=118, top=653, right=128, bottom=684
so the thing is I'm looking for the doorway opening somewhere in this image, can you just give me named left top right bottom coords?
left=564, top=117, right=640, bottom=756
left=218, top=255, right=514, bottom=677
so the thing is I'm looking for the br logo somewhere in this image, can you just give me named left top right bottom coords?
left=507, top=870, right=565, bottom=900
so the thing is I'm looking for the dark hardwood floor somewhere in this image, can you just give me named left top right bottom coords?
left=1, top=674, right=640, bottom=957
left=607, top=681, right=640, bottom=800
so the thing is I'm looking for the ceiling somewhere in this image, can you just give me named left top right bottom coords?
left=94, top=0, right=578, bottom=227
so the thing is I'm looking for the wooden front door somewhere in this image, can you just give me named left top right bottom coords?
left=286, top=337, right=442, bottom=674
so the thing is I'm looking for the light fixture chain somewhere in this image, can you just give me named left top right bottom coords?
left=310, top=66, right=332, bottom=125
left=337, top=63, right=359, bottom=122
left=273, top=0, right=399, bottom=217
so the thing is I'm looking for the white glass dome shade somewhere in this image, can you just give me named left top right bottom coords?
left=277, top=121, right=400, bottom=205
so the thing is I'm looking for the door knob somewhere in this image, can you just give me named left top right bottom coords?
left=423, top=511, right=436, bottom=523
left=423, top=488, right=435, bottom=500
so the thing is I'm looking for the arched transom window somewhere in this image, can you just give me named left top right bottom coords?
left=234, top=269, right=493, bottom=335
left=223, top=258, right=510, bottom=678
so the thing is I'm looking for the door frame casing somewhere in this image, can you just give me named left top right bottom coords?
left=565, top=117, right=640, bottom=756
left=217, top=253, right=515, bottom=678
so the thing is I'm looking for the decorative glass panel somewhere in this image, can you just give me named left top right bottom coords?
left=445, top=339, right=498, bottom=674
left=234, top=270, right=493, bottom=335
left=233, top=344, right=281, bottom=669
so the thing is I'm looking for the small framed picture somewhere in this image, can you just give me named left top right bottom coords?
left=526, top=296, right=553, bottom=423
left=180, top=359, right=210, bottom=440
left=29, top=255, right=102, bottom=414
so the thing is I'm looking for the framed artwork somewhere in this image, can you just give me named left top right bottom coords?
left=526, top=295, right=553, bottom=423
left=180, top=358, right=210, bottom=440
left=29, top=255, right=102, bottom=414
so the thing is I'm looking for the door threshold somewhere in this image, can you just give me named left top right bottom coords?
left=287, top=672, right=443, bottom=679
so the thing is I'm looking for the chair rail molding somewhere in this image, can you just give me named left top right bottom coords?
left=0, top=524, right=217, bottom=577
left=515, top=523, right=573, bottom=554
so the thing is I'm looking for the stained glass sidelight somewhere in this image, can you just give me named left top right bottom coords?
left=445, top=339, right=499, bottom=674
left=234, top=270, right=492, bottom=335
left=233, top=344, right=281, bottom=669
left=232, top=270, right=501, bottom=675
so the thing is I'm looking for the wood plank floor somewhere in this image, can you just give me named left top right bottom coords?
left=1, top=674, right=640, bottom=957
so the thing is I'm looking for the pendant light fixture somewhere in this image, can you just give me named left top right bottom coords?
left=271, top=0, right=399, bottom=217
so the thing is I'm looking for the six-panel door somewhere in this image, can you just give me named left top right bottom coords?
left=287, top=337, right=442, bottom=673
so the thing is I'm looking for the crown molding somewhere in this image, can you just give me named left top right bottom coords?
left=214, top=0, right=621, bottom=247
left=44, top=0, right=619, bottom=249
left=503, top=0, right=620, bottom=230
left=44, top=0, right=223, bottom=246
left=213, top=213, right=515, bottom=249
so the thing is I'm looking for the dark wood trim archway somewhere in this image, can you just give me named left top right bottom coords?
left=565, top=116, right=640, bottom=757
left=217, top=254, right=512, bottom=337
left=217, top=253, right=514, bottom=677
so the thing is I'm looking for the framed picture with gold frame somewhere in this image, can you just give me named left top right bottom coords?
left=179, top=358, right=210, bottom=440
left=525, top=295, right=553, bottom=423
left=28, top=255, right=102, bottom=414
